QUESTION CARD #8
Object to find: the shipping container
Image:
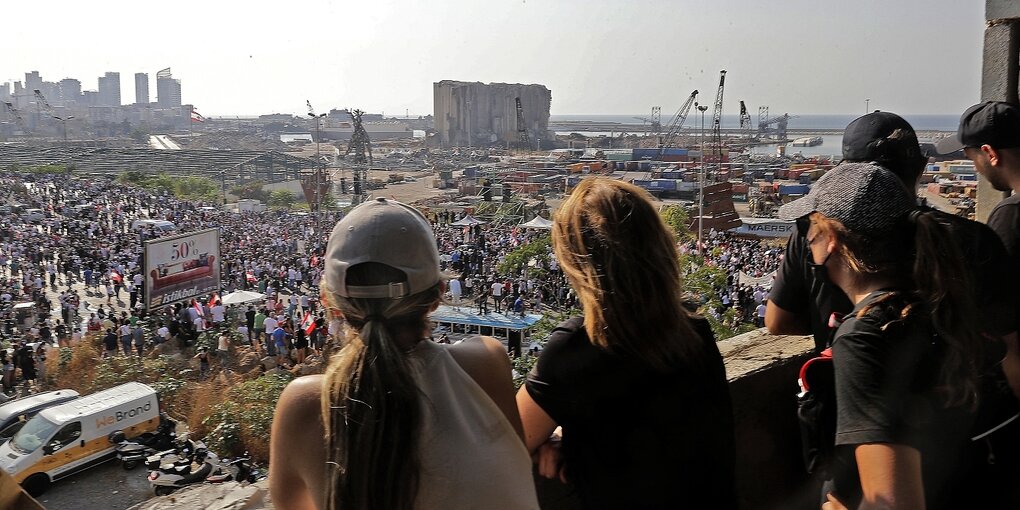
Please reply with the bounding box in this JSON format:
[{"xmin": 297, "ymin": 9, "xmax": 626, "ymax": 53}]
[
  {"xmin": 639, "ymin": 161, "xmax": 652, "ymax": 171},
  {"xmin": 625, "ymin": 161, "xmax": 640, "ymax": 171},
  {"xmin": 662, "ymin": 148, "xmax": 689, "ymax": 156},
  {"xmin": 633, "ymin": 148, "xmax": 660, "ymax": 160},
  {"xmin": 677, "ymin": 181, "xmax": 699, "ymax": 192},
  {"xmin": 732, "ymin": 193, "xmax": 748, "ymax": 202},
  {"xmin": 632, "ymin": 179, "xmax": 653, "ymax": 189},
  {"xmin": 779, "ymin": 184, "xmax": 810, "ymax": 195},
  {"xmin": 463, "ymin": 168, "xmax": 478, "ymax": 178},
  {"xmin": 649, "ymin": 179, "xmax": 677, "ymax": 191},
  {"xmin": 799, "ymin": 175, "xmax": 813, "ymax": 185},
  {"xmin": 775, "ymin": 168, "xmax": 789, "ymax": 179},
  {"xmin": 763, "ymin": 173, "xmax": 775, "ymax": 183},
  {"xmin": 731, "ymin": 183, "xmax": 749, "ymax": 193},
  {"xmin": 662, "ymin": 155, "xmax": 691, "ymax": 162}
]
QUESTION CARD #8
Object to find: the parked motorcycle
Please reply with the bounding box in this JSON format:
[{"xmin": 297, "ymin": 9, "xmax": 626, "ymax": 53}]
[
  {"xmin": 111, "ymin": 414, "xmax": 177, "ymax": 470},
  {"xmin": 147, "ymin": 448, "xmax": 220, "ymax": 496},
  {"xmin": 205, "ymin": 452, "xmax": 261, "ymax": 484}
]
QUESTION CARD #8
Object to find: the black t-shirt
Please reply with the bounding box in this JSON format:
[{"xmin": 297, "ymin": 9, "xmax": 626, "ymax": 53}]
[
  {"xmin": 827, "ymin": 291, "xmax": 976, "ymax": 510},
  {"xmin": 525, "ymin": 316, "xmax": 736, "ymax": 509},
  {"xmin": 987, "ymin": 193, "xmax": 1020, "ymax": 266},
  {"xmin": 770, "ymin": 208, "xmax": 1018, "ymax": 352},
  {"xmin": 769, "ymin": 223, "xmax": 853, "ymax": 352}
]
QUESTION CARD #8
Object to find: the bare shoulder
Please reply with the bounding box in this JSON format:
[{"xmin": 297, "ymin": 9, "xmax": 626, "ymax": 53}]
[
  {"xmin": 270, "ymin": 374, "xmax": 327, "ymax": 510},
  {"xmin": 448, "ymin": 336, "xmax": 510, "ymax": 372},
  {"xmin": 276, "ymin": 374, "xmax": 324, "ymax": 420}
]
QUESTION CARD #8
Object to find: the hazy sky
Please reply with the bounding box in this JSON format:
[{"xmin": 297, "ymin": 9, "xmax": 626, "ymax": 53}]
[{"xmin": 4, "ymin": 0, "xmax": 985, "ymax": 117}]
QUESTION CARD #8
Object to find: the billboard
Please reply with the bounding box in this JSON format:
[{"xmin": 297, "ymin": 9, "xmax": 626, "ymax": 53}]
[{"xmin": 143, "ymin": 229, "xmax": 221, "ymax": 311}]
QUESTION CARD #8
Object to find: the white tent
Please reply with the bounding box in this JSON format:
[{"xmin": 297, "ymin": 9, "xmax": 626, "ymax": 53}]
[
  {"xmin": 221, "ymin": 290, "xmax": 266, "ymax": 305},
  {"xmin": 519, "ymin": 217, "xmax": 553, "ymax": 229},
  {"xmin": 451, "ymin": 215, "xmax": 484, "ymax": 226}
]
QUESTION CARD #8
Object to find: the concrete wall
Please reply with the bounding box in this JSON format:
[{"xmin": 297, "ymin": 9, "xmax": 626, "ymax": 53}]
[
  {"xmin": 976, "ymin": 2, "xmax": 1020, "ymax": 221},
  {"xmin": 434, "ymin": 80, "xmax": 552, "ymax": 147},
  {"xmin": 535, "ymin": 329, "xmax": 817, "ymax": 509}
]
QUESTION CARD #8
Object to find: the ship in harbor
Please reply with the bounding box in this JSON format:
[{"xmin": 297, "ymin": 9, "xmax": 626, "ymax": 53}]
[{"xmin": 791, "ymin": 136, "xmax": 823, "ymax": 147}]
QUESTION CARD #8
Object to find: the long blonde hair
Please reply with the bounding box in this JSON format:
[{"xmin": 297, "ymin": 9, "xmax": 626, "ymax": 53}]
[
  {"xmin": 319, "ymin": 262, "xmax": 441, "ymax": 510},
  {"xmin": 553, "ymin": 178, "xmax": 705, "ymax": 371}
]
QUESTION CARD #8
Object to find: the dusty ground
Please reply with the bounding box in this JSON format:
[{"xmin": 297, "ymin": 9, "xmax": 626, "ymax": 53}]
[{"xmin": 36, "ymin": 458, "xmax": 154, "ymax": 509}]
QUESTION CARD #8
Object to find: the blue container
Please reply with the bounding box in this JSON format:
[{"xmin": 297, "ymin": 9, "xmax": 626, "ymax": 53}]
[
  {"xmin": 566, "ymin": 176, "xmax": 582, "ymax": 186},
  {"xmin": 632, "ymin": 179, "xmax": 653, "ymax": 189},
  {"xmin": 463, "ymin": 168, "xmax": 478, "ymax": 178},
  {"xmin": 799, "ymin": 175, "xmax": 813, "ymax": 184},
  {"xmin": 650, "ymin": 179, "xmax": 677, "ymax": 191},
  {"xmin": 779, "ymin": 184, "xmax": 810, "ymax": 195},
  {"xmin": 639, "ymin": 161, "xmax": 652, "ymax": 171},
  {"xmin": 662, "ymin": 148, "xmax": 688, "ymax": 156},
  {"xmin": 632, "ymin": 148, "xmax": 660, "ymax": 160},
  {"xmin": 763, "ymin": 172, "xmax": 775, "ymax": 183},
  {"xmin": 958, "ymin": 174, "xmax": 978, "ymax": 181}
]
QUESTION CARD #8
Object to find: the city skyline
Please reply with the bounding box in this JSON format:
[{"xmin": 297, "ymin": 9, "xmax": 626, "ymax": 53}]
[{"xmin": 2, "ymin": 0, "xmax": 985, "ymax": 117}]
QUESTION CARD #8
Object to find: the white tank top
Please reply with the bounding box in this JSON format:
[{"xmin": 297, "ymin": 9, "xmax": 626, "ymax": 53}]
[{"xmin": 408, "ymin": 340, "xmax": 539, "ymax": 510}]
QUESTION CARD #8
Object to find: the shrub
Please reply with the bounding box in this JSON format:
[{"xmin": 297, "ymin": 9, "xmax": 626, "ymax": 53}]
[
  {"xmin": 497, "ymin": 234, "xmax": 552, "ymax": 276},
  {"xmin": 200, "ymin": 373, "xmax": 292, "ymax": 460}
]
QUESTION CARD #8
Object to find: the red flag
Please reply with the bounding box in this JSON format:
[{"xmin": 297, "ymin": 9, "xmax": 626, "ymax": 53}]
[
  {"xmin": 246, "ymin": 272, "xmax": 257, "ymax": 283},
  {"xmin": 302, "ymin": 311, "xmax": 316, "ymax": 336},
  {"xmin": 190, "ymin": 108, "xmax": 206, "ymax": 123},
  {"xmin": 193, "ymin": 299, "xmax": 204, "ymax": 317},
  {"xmin": 209, "ymin": 292, "xmax": 220, "ymax": 306}
]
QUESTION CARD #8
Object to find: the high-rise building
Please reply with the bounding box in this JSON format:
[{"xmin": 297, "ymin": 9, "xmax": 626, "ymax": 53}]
[
  {"xmin": 24, "ymin": 71, "xmax": 42, "ymax": 92},
  {"xmin": 97, "ymin": 72, "xmax": 121, "ymax": 106},
  {"xmin": 155, "ymin": 68, "xmax": 181, "ymax": 107},
  {"xmin": 58, "ymin": 79, "xmax": 81, "ymax": 104},
  {"xmin": 135, "ymin": 73, "xmax": 149, "ymax": 104},
  {"xmin": 0, "ymin": 83, "xmax": 9, "ymax": 101}
]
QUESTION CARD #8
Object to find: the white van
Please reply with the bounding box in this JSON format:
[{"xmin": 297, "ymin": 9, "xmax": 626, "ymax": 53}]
[
  {"xmin": 0, "ymin": 382, "xmax": 160, "ymax": 496},
  {"xmin": 130, "ymin": 219, "xmax": 176, "ymax": 233},
  {"xmin": 0, "ymin": 390, "xmax": 81, "ymax": 446}
]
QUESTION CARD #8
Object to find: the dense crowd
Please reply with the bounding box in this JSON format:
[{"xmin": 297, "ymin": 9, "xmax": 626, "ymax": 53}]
[{"xmin": 0, "ymin": 171, "xmax": 789, "ymax": 392}]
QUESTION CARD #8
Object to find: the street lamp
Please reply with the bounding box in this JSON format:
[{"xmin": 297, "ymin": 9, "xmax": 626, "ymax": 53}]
[
  {"xmin": 53, "ymin": 115, "xmax": 74, "ymax": 143},
  {"xmin": 696, "ymin": 104, "xmax": 709, "ymax": 257},
  {"xmin": 865, "ymin": 98, "xmax": 871, "ymax": 114}
]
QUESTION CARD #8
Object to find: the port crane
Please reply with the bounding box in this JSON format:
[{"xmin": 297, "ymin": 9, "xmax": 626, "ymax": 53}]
[
  {"xmin": 1, "ymin": 102, "xmax": 29, "ymax": 134},
  {"xmin": 738, "ymin": 101, "xmax": 753, "ymax": 139},
  {"xmin": 757, "ymin": 112, "xmax": 793, "ymax": 141},
  {"xmin": 660, "ymin": 90, "xmax": 698, "ymax": 149},
  {"xmin": 709, "ymin": 70, "xmax": 727, "ymax": 166},
  {"xmin": 633, "ymin": 106, "xmax": 662, "ymax": 134}
]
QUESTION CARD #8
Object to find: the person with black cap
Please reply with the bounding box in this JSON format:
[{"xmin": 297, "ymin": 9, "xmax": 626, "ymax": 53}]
[
  {"xmin": 779, "ymin": 163, "xmax": 987, "ymax": 510},
  {"xmin": 269, "ymin": 198, "xmax": 538, "ymax": 510},
  {"xmin": 767, "ymin": 111, "xmax": 1018, "ymax": 358},
  {"xmin": 938, "ymin": 101, "xmax": 1020, "ymax": 265}
]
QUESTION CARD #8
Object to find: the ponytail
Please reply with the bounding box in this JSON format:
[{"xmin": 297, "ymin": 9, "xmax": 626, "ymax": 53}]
[
  {"xmin": 911, "ymin": 211, "xmax": 982, "ymax": 407},
  {"xmin": 320, "ymin": 264, "xmax": 441, "ymax": 510}
]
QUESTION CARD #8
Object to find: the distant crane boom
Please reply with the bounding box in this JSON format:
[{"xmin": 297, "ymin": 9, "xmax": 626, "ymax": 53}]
[
  {"xmin": 515, "ymin": 97, "xmax": 531, "ymax": 150},
  {"xmin": 710, "ymin": 70, "xmax": 726, "ymax": 163},
  {"xmin": 2, "ymin": 102, "xmax": 28, "ymax": 133},
  {"xmin": 739, "ymin": 100, "xmax": 753, "ymax": 138},
  {"xmin": 660, "ymin": 90, "xmax": 698, "ymax": 149}
]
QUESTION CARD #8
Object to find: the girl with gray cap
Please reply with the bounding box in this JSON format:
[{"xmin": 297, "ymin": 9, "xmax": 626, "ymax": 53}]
[
  {"xmin": 779, "ymin": 163, "xmax": 987, "ymax": 510},
  {"xmin": 269, "ymin": 198, "xmax": 538, "ymax": 510}
]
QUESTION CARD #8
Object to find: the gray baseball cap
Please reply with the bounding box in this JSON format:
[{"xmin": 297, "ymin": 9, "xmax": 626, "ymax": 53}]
[
  {"xmin": 778, "ymin": 162, "xmax": 916, "ymax": 235},
  {"xmin": 324, "ymin": 198, "xmax": 441, "ymax": 299}
]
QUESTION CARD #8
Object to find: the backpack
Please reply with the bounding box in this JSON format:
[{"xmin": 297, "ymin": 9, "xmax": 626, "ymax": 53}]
[{"xmin": 796, "ymin": 347, "xmax": 836, "ymax": 475}]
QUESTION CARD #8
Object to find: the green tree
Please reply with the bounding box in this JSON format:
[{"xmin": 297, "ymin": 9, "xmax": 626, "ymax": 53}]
[
  {"xmin": 230, "ymin": 180, "xmax": 270, "ymax": 203},
  {"xmin": 497, "ymin": 234, "xmax": 552, "ymax": 276},
  {"xmin": 269, "ymin": 189, "xmax": 297, "ymax": 208},
  {"xmin": 660, "ymin": 204, "xmax": 692, "ymax": 240}
]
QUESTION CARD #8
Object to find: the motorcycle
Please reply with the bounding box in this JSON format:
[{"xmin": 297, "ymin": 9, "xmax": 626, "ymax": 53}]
[
  {"xmin": 111, "ymin": 415, "xmax": 177, "ymax": 470},
  {"xmin": 145, "ymin": 437, "xmax": 203, "ymax": 471},
  {"xmin": 147, "ymin": 448, "xmax": 221, "ymax": 496},
  {"xmin": 205, "ymin": 452, "xmax": 262, "ymax": 484}
]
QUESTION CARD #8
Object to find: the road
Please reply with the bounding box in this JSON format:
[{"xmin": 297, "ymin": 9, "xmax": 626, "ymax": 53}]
[
  {"xmin": 35, "ymin": 458, "xmax": 155, "ymax": 509},
  {"xmin": 148, "ymin": 135, "xmax": 181, "ymax": 150}
]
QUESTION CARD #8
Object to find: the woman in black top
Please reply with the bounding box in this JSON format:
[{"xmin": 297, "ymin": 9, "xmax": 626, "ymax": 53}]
[
  {"xmin": 778, "ymin": 163, "xmax": 988, "ymax": 510},
  {"xmin": 516, "ymin": 178, "xmax": 736, "ymax": 509}
]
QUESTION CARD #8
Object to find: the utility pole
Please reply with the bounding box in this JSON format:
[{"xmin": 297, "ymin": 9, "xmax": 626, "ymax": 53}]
[
  {"xmin": 697, "ymin": 104, "xmax": 709, "ymax": 257},
  {"xmin": 53, "ymin": 115, "xmax": 74, "ymax": 143}
]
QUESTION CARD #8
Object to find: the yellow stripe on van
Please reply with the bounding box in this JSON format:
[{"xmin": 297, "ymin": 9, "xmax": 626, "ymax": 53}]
[{"xmin": 13, "ymin": 416, "xmax": 158, "ymax": 483}]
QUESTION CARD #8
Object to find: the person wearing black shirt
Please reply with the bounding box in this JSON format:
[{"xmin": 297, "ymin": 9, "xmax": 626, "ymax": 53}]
[
  {"xmin": 517, "ymin": 179, "xmax": 736, "ymax": 509},
  {"xmin": 779, "ymin": 163, "xmax": 999, "ymax": 509}
]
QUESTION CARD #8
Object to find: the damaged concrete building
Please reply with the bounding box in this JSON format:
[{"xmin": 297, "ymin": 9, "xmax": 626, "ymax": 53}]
[{"xmin": 434, "ymin": 80, "xmax": 551, "ymax": 148}]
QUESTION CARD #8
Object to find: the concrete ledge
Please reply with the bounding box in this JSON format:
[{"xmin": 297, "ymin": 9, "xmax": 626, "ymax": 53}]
[{"xmin": 988, "ymin": 0, "xmax": 1020, "ymax": 21}]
